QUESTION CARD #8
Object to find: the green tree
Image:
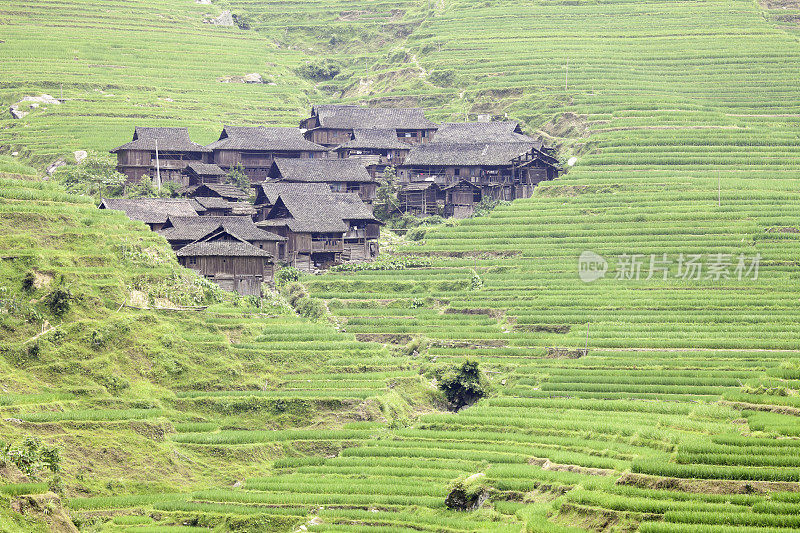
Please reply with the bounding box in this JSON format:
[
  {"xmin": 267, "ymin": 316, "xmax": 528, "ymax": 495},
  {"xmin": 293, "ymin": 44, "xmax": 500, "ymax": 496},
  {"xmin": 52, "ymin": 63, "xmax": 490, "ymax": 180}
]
[
  {"xmin": 374, "ymin": 166, "xmax": 400, "ymax": 221},
  {"xmin": 226, "ymin": 163, "xmax": 251, "ymax": 193},
  {"xmin": 437, "ymin": 360, "xmax": 489, "ymax": 411},
  {"xmin": 54, "ymin": 152, "xmax": 126, "ymax": 197},
  {"xmin": 125, "ymin": 176, "xmax": 159, "ymax": 198}
]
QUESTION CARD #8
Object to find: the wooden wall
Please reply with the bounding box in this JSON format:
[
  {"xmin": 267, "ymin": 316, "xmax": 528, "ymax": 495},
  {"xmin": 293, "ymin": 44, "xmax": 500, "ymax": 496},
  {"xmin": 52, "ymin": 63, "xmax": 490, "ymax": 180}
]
[{"xmin": 179, "ymin": 255, "xmax": 273, "ymax": 296}]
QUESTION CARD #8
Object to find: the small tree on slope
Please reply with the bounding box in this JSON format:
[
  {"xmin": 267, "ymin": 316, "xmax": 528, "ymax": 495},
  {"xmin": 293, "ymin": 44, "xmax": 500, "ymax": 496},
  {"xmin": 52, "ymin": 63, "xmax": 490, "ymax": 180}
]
[{"xmin": 437, "ymin": 360, "xmax": 489, "ymax": 411}]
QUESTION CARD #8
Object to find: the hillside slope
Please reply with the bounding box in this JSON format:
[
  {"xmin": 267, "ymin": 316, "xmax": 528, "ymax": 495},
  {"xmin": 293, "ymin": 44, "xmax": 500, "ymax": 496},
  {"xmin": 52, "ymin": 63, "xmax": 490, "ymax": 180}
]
[{"xmin": 0, "ymin": 174, "xmax": 435, "ymax": 531}]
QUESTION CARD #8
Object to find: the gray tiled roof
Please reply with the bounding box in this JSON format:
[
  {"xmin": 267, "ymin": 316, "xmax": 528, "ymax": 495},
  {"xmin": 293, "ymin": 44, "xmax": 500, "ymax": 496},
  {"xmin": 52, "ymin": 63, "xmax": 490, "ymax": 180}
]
[
  {"xmin": 403, "ymin": 142, "xmax": 543, "ymax": 167},
  {"xmin": 160, "ymin": 216, "xmax": 284, "ymax": 242},
  {"xmin": 335, "ymin": 129, "xmax": 413, "ymax": 150},
  {"xmin": 261, "ymin": 192, "xmax": 350, "ymax": 233},
  {"xmin": 185, "ymin": 162, "xmax": 227, "ymax": 176},
  {"xmin": 432, "ymin": 122, "xmax": 542, "ymax": 145},
  {"xmin": 206, "ymin": 126, "xmax": 325, "ymax": 152},
  {"xmin": 442, "ymin": 178, "xmax": 482, "ymax": 191},
  {"xmin": 192, "ymin": 197, "xmax": 257, "ymax": 216},
  {"xmin": 331, "ymin": 192, "xmax": 379, "ymax": 221},
  {"xmin": 99, "ymin": 198, "xmax": 199, "ymax": 224},
  {"xmin": 184, "ymin": 182, "xmax": 249, "ymax": 200},
  {"xmin": 254, "ymin": 181, "xmax": 331, "ymax": 205},
  {"xmin": 310, "ymin": 105, "xmax": 437, "ymax": 130},
  {"xmin": 176, "ymin": 240, "xmax": 272, "ymax": 258},
  {"xmin": 258, "ymin": 187, "xmax": 379, "ymax": 233},
  {"xmin": 111, "ymin": 127, "xmax": 211, "ymax": 153},
  {"xmin": 270, "ymin": 158, "xmax": 375, "ymax": 183}
]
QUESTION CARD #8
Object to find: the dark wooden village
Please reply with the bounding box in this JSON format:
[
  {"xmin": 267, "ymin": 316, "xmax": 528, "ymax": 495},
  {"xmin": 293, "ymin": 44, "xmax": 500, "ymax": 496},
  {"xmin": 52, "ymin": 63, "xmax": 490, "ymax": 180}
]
[{"xmin": 104, "ymin": 105, "xmax": 561, "ymax": 296}]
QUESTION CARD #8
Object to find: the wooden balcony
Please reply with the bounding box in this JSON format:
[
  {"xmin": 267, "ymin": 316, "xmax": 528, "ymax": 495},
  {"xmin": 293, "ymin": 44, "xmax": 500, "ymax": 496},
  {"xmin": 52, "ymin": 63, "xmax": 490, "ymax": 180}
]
[
  {"xmin": 345, "ymin": 229, "xmax": 366, "ymax": 240},
  {"xmin": 312, "ymin": 240, "xmax": 343, "ymax": 252}
]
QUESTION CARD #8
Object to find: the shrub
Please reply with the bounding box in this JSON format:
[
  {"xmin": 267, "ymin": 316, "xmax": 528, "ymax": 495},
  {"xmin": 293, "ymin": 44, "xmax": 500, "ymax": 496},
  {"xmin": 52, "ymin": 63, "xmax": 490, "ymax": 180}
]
[
  {"xmin": 437, "ymin": 360, "xmax": 489, "ymax": 411},
  {"xmin": 21, "ymin": 272, "xmax": 35, "ymax": 292},
  {"xmin": 405, "ymin": 336, "xmax": 429, "ymax": 356},
  {"xmin": 296, "ymin": 59, "xmax": 341, "ymax": 81},
  {"xmin": 283, "ymin": 282, "xmax": 325, "ymax": 320},
  {"xmin": 429, "ymin": 69, "xmax": 456, "ymax": 87},
  {"xmin": 275, "ymin": 266, "xmax": 301, "ymax": 288},
  {"xmin": 407, "ymin": 227, "xmax": 426, "ymax": 241},
  {"xmin": 445, "ymin": 473, "xmax": 488, "ymax": 510},
  {"xmin": 125, "ymin": 176, "xmax": 158, "ymax": 198},
  {"xmin": 44, "ymin": 287, "xmax": 71, "ymax": 316},
  {"xmin": 329, "ymin": 257, "xmax": 432, "ymax": 272},
  {"xmin": 0, "ymin": 437, "xmax": 60, "ymax": 479},
  {"xmin": 53, "ymin": 152, "xmax": 125, "ymax": 197},
  {"xmin": 26, "ymin": 342, "xmax": 40, "ymax": 361},
  {"xmin": 470, "ymin": 269, "xmax": 484, "ymax": 290},
  {"xmin": 471, "ymin": 197, "xmax": 509, "ymax": 218},
  {"xmin": 232, "ymin": 13, "xmax": 254, "ymax": 30}
]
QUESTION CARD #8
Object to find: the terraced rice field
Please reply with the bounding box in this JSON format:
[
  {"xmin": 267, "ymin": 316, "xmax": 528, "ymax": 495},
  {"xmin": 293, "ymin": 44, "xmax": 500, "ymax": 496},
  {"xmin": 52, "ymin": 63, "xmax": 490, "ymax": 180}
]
[{"xmin": 3, "ymin": 0, "xmax": 800, "ymax": 531}]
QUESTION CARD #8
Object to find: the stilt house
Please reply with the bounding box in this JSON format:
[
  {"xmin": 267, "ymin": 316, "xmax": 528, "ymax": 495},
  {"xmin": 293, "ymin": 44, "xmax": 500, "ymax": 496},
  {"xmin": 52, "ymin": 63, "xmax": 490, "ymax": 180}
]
[
  {"xmin": 330, "ymin": 128, "xmax": 412, "ymax": 178},
  {"xmin": 300, "ymin": 105, "xmax": 438, "ymax": 148},
  {"xmin": 397, "ymin": 121, "xmax": 561, "ymax": 215},
  {"xmin": 110, "ymin": 127, "xmax": 211, "ymax": 185},
  {"xmin": 252, "ymin": 182, "xmax": 332, "ymax": 221},
  {"xmin": 177, "ymin": 229, "xmax": 274, "ymax": 297},
  {"xmin": 98, "ymin": 198, "xmax": 199, "ymax": 230},
  {"xmin": 256, "ymin": 187, "xmax": 380, "ymax": 271},
  {"xmin": 182, "ymin": 162, "xmax": 227, "ymax": 185},
  {"xmin": 158, "ymin": 216, "xmax": 286, "ymax": 261},
  {"xmin": 267, "ymin": 158, "xmax": 378, "ymax": 204},
  {"xmin": 398, "ymin": 181, "xmax": 441, "ymax": 217},
  {"xmin": 205, "ymin": 126, "xmax": 327, "ymax": 183}
]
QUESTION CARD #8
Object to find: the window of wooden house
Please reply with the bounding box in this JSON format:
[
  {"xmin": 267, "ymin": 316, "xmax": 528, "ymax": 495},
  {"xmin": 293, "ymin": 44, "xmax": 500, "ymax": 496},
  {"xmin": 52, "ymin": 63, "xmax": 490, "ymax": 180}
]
[
  {"xmin": 454, "ymin": 168, "xmax": 460, "ymax": 176},
  {"xmin": 189, "ymin": 257, "xmax": 197, "ymax": 265}
]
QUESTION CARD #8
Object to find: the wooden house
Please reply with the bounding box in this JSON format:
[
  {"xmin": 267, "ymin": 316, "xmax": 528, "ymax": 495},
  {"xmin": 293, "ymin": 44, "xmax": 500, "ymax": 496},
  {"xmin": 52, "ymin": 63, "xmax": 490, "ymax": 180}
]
[
  {"xmin": 397, "ymin": 121, "xmax": 561, "ymax": 216},
  {"xmin": 331, "ymin": 128, "xmax": 412, "ymax": 178},
  {"xmin": 300, "ymin": 105, "xmax": 438, "ymax": 148},
  {"xmin": 205, "ymin": 126, "xmax": 327, "ymax": 183},
  {"xmin": 430, "ymin": 121, "xmax": 536, "ymax": 144},
  {"xmin": 398, "ymin": 142, "xmax": 534, "ymax": 200},
  {"xmin": 176, "ymin": 229, "xmax": 274, "ymax": 297},
  {"xmin": 256, "ymin": 193, "xmax": 349, "ymax": 271},
  {"xmin": 98, "ymin": 198, "xmax": 198, "ymax": 231},
  {"xmin": 255, "ymin": 187, "xmax": 380, "ymax": 270},
  {"xmin": 182, "ymin": 162, "xmax": 227, "ymax": 185},
  {"xmin": 158, "ymin": 216, "xmax": 286, "ymax": 260},
  {"xmin": 332, "ymin": 193, "xmax": 382, "ymax": 262},
  {"xmin": 398, "ymin": 181, "xmax": 441, "ymax": 217},
  {"xmin": 267, "ymin": 158, "xmax": 378, "ymax": 204},
  {"xmin": 252, "ymin": 182, "xmax": 331, "ymax": 221},
  {"xmin": 110, "ymin": 127, "xmax": 211, "ymax": 185},
  {"xmin": 510, "ymin": 146, "xmax": 563, "ymax": 198},
  {"xmin": 397, "ymin": 121, "xmax": 560, "ymax": 206},
  {"xmin": 442, "ymin": 179, "xmax": 483, "ymax": 219}
]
